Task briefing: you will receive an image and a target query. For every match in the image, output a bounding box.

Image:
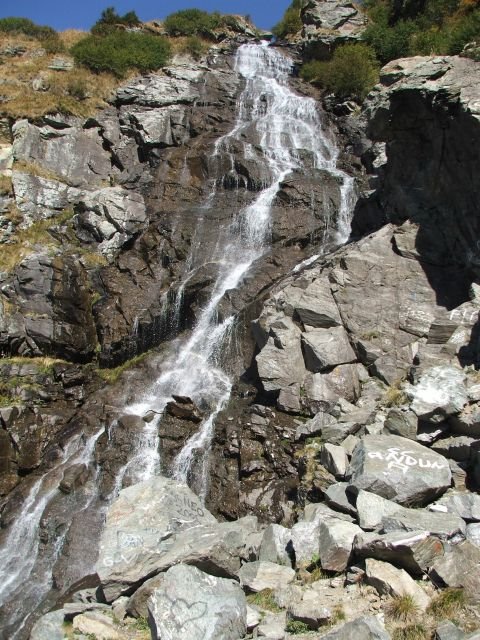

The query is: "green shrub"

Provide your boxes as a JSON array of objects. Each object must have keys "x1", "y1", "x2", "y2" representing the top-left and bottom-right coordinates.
[
  {"x1": 71, "y1": 31, "x2": 171, "y2": 77},
  {"x1": 447, "y1": 8, "x2": 480, "y2": 53},
  {"x1": 362, "y1": 0, "x2": 480, "y2": 62},
  {"x1": 273, "y1": 0, "x2": 307, "y2": 39},
  {"x1": 364, "y1": 18, "x2": 418, "y2": 63},
  {"x1": 300, "y1": 43, "x2": 379, "y2": 100},
  {"x1": 285, "y1": 619, "x2": 310, "y2": 634},
  {"x1": 163, "y1": 9, "x2": 222, "y2": 37},
  {"x1": 0, "y1": 17, "x2": 57, "y2": 40}
]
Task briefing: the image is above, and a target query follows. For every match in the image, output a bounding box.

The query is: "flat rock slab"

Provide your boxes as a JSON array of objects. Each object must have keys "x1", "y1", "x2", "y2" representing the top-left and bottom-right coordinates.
[
  {"x1": 148, "y1": 564, "x2": 247, "y2": 640},
  {"x1": 319, "y1": 616, "x2": 391, "y2": 640},
  {"x1": 365, "y1": 558, "x2": 430, "y2": 610},
  {"x1": 432, "y1": 491, "x2": 480, "y2": 522},
  {"x1": 355, "y1": 530, "x2": 444, "y2": 576},
  {"x1": 349, "y1": 434, "x2": 451, "y2": 506},
  {"x1": 408, "y1": 366, "x2": 468, "y2": 421},
  {"x1": 238, "y1": 560, "x2": 295, "y2": 592},
  {"x1": 72, "y1": 611, "x2": 120, "y2": 639}
]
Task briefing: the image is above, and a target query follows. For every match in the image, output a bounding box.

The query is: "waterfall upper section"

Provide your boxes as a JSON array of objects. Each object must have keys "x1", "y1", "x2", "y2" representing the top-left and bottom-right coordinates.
[{"x1": 123, "y1": 42, "x2": 356, "y2": 495}]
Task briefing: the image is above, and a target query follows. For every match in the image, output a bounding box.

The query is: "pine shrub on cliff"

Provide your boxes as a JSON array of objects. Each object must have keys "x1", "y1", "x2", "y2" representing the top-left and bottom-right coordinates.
[
  {"x1": 163, "y1": 9, "x2": 222, "y2": 38},
  {"x1": 71, "y1": 31, "x2": 171, "y2": 77},
  {"x1": 301, "y1": 43, "x2": 379, "y2": 100},
  {"x1": 91, "y1": 6, "x2": 140, "y2": 36}
]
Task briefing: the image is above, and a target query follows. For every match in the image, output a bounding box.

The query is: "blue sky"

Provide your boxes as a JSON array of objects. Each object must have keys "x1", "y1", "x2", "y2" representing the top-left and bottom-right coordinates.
[{"x1": 0, "y1": 1, "x2": 290, "y2": 31}]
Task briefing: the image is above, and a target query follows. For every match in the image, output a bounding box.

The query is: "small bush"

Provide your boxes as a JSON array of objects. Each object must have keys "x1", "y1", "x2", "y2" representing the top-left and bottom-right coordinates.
[
  {"x1": 181, "y1": 36, "x2": 207, "y2": 60},
  {"x1": 362, "y1": 0, "x2": 480, "y2": 62},
  {"x1": 383, "y1": 386, "x2": 408, "y2": 407},
  {"x1": 163, "y1": 9, "x2": 222, "y2": 38},
  {"x1": 285, "y1": 619, "x2": 311, "y2": 634},
  {"x1": 0, "y1": 17, "x2": 57, "y2": 40},
  {"x1": 71, "y1": 31, "x2": 171, "y2": 77},
  {"x1": 300, "y1": 43, "x2": 379, "y2": 100}
]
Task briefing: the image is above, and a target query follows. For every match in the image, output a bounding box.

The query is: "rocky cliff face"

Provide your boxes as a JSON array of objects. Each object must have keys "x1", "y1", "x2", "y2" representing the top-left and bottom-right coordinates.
[{"x1": 1, "y1": 6, "x2": 480, "y2": 639}]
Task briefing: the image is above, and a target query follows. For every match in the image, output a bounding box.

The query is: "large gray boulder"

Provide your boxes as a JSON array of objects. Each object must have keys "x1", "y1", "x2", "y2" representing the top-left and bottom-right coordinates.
[
  {"x1": 255, "y1": 319, "x2": 306, "y2": 392},
  {"x1": 381, "y1": 505, "x2": 466, "y2": 541},
  {"x1": 258, "y1": 524, "x2": 292, "y2": 566},
  {"x1": 430, "y1": 541, "x2": 480, "y2": 602},
  {"x1": 302, "y1": 326, "x2": 356, "y2": 372},
  {"x1": 318, "y1": 518, "x2": 362, "y2": 571},
  {"x1": 431, "y1": 491, "x2": 480, "y2": 522},
  {"x1": 348, "y1": 434, "x2": 452, "y2": 506},
  {"x1": 294, "y1": 276, "x2": 342, "y2": 328},
  {"x1": 408, "y1": 366, "x2": 468, "y2": 423},
  {"x1": 116, "y1": 69, "x2": 201, "y2": 107},
  {"x1": 147, "y1": 564, "x2": 247, "y2": 640},
  {"x1": 124, "y1": 105, "x2": 190, "y2": 147},
  {"x1": 355, "y1": 490, "x2": 401, "y2": 531},
  {"x1": 12, "y1": 118, "x2": 113, "y2": 188},
  {"x1": 29, "y1": 610, "x2": 65, "y2": 640},
  {"x1": 96, "y1": 477, "x2": 259, "y2": 602}
]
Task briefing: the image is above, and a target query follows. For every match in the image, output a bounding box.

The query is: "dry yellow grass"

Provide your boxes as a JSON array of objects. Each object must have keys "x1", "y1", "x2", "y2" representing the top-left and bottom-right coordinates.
[
  {"x1": 58, "y1": 29, "x2": 88, "y2": 48},
  {"x1": 0, "y1": 33, "x2": 119, "y2": 119},
  {"x1": 0, "y1": 174, "x2": 13, "y2": 195}
]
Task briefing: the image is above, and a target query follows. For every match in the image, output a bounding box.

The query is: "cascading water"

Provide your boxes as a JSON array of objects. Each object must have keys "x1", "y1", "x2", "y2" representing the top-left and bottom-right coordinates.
[
  {"x1": 0, "y1": 42, "x2": 356, "y2": 638},
  {"x1": 125, "y1": 42, "x2": 356, "y2": 495}
]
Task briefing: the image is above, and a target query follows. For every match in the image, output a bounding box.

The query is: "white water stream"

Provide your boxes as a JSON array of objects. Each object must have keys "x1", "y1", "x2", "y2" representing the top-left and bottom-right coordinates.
[{"x1": 125, "y1": 42, "x2": 356, "y2": 495}]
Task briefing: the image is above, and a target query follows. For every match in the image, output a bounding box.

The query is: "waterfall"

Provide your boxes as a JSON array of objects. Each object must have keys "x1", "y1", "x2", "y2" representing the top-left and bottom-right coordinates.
[
  {"x1": 0, "y1": 42, "x2": 356, "y2": 638},
  {"x1": 125, "y1": 42, "x2": 355, "y2": 494}
]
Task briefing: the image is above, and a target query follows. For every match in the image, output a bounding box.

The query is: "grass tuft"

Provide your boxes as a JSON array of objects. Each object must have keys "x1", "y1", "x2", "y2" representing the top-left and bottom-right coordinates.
[
  {"x1": 246, "y1": 589, "x2": 282, "y2": 613},
  {"x1": 427, "y1": 588, "x2": 467, "y2": 619},
  {"x1": 96, "y1": 351, "x2": 150, "y2": 385},
  {"x1": 392, "y1": 624, "x2": 429, "y2": 640},
  {"x1": 383, "y1": 386, "x2": 408, "y2": 408},
  {"x1": 386, "y1": 594, "x2": 421, "y2": 623}
]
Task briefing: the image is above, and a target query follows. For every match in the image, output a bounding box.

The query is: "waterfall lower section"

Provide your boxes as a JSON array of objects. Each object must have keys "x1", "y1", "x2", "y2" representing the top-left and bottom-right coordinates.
[{"x1": 0, "y1": 42, "x2": 356, "y2": 639}]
